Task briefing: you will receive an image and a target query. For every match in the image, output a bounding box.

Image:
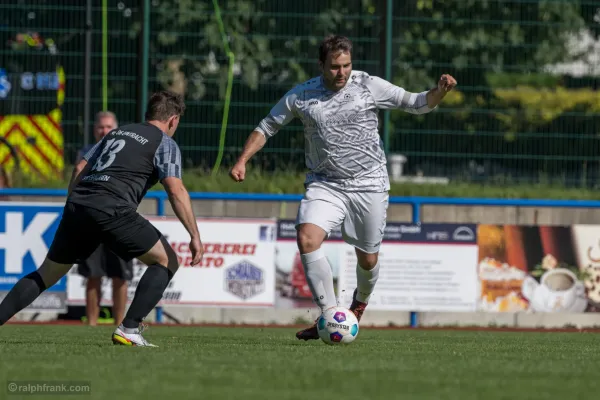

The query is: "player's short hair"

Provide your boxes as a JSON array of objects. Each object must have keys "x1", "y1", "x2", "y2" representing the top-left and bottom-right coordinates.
[
  {"x1": 318, "y1": 35, "x2": 353, "y2": 63},
  {"x1": 94, "y1": 111, "x2": 118, "y2": 127},
  {"x1": 145, "y1": 90, "x2": 186, "y2": 122}
]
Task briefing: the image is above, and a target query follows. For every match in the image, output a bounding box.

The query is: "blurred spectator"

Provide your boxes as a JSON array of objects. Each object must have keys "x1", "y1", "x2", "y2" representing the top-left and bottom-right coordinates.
[
  {"x1": 76, "y1": 111, "x2": 118, "y2": 162},
  {"x1": 76, "y1": 111, "x2": 133, "y2": 326}
]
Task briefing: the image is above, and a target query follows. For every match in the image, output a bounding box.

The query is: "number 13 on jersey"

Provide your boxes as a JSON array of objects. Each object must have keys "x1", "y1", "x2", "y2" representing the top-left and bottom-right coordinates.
[{"x1": 92, "y1": 139, "x2": 126, "y2": 172}]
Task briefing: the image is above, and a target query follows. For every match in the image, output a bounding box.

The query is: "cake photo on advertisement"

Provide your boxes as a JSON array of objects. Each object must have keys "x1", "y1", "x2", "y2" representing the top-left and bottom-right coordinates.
[
  {"x1": 477, "y1": 225, "x2": 529, "y2": 312},
  {"x1": 478, "y1": 257, "x2": 529, "y2": 312},
  {"x1": 477, "y1": 225, "x2": 591, "y2": 313}
]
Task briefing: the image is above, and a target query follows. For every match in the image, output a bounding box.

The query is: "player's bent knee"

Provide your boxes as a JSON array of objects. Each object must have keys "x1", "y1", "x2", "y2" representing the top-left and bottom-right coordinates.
[
  {"x1": 296, "y1": 224, "x2": 326, "y2": 254},
  {"x1": 137, "y1": 235, "x2": 180, "y2": 278},
  {"x1": 137, "y1": 237, "x2": 169, "y2": 266},
  {"x1": 355, "y1": 250, "x2": 379, "y2": 270},
  {"x1": 160, "y1": 236, "x2": 179, "y2": 274}
]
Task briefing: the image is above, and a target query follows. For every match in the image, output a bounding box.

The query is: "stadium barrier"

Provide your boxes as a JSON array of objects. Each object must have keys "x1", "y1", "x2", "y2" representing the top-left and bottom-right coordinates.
[{"x1": 3, "y1": 188, "x2": 600, "y2": 327}]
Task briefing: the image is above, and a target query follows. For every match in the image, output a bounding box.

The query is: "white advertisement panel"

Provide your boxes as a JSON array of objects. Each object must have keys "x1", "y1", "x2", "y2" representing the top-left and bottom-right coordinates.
[
  {"x1": 337, "y1": 223, "x2": 479, "y2": 312},
  {"x1": 67, "y1": 217, "x2": 277, "y2": 307}
]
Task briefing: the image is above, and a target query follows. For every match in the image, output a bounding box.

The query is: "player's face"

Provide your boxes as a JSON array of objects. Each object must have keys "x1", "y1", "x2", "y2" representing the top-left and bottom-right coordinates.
[
  {"x1": 94, "y1": 116, "x2": 117, "y2": 142},
  {"x1": 320, "y1": 51, "x2": 352, "y2": 91}
]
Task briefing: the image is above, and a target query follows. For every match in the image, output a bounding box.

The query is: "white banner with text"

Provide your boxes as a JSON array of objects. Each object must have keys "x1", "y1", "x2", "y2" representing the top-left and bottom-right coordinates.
[{"x1": 67, "y1": 217, "x2": 277, "y2": 307}]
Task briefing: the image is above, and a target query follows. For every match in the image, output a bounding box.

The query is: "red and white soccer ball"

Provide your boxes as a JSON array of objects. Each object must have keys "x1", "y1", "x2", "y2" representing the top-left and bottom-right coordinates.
[{"x1": 317, "y1": 306, "x2": 359, "y2": 345}]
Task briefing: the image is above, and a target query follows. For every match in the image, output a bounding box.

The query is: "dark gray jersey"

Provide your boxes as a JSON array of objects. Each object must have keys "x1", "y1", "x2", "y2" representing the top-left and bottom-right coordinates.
[{"x1": 69, "y1": 122, "x2": 182, "y2": 212}]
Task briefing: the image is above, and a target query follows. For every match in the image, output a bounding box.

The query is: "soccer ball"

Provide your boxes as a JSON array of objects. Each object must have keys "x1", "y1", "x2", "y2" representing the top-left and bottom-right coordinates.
[{"x1": 317, "y1": 306, "x2": 359, "y2": 345}]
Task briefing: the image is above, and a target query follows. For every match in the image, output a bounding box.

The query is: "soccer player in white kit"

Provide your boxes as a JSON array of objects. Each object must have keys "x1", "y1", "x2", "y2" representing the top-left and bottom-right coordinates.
[{"x1": 230, "y1": 35, "x2": 457, "y2": 340}]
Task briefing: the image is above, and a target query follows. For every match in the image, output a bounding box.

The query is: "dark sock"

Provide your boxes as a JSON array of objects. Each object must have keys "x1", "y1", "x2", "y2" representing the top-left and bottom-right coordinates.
[
  {"x1": 0, "y1": 271, "x2": 47, "y2": 325},
  {"x1": 122, "y1": 264, "x2": 173, "y2": 329}
]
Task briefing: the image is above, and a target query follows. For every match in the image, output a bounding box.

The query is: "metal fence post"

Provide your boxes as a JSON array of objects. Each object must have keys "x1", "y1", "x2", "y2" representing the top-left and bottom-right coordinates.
[
  {"x1": 154, "y1": 191, "x2": 164, "y2": 323},
  {"x1": 382, "y1": 0, "x2": 393, "y2": 153},
  {"x1": 410, "y1": 198, "x2": 419, "y2": 328},
  {"x1": 137, "y1": 0, "x2": 150, "y2": 122},
  {"x1": 83, "y1": 0, "x2": 92, "y2": 148},
  {"x1": 102, "y1": 0, "x2": 108, "y2": 111}
]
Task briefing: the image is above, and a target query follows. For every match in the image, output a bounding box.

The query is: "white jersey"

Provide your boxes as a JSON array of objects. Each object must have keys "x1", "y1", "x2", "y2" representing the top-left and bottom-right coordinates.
[{"x1": 255, "y1": 70, "x2": 436, "y2": 192}]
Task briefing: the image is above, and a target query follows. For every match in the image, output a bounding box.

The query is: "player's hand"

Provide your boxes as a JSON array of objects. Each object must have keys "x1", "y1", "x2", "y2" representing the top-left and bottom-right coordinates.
[
  {"x1": 189, "y1": 237, "x2": 204, "y2": 266},
  {"x1": 438, "y1": 74, "x2": 457, "y2": 93},
  {"x1": 229, "y1": 162, "x2": 246, "y2": 182}
]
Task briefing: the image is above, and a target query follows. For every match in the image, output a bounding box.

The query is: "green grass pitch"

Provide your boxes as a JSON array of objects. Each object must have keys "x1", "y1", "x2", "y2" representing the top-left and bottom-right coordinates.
[{"x1": 0, "y1": 325, "x2": 598, "y2": 400}]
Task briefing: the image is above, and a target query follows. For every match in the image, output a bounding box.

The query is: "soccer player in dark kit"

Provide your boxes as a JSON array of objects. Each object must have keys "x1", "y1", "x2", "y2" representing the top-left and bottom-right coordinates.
[{"x1": 0, "y1": 91, "x2": 204, "y2": 347}]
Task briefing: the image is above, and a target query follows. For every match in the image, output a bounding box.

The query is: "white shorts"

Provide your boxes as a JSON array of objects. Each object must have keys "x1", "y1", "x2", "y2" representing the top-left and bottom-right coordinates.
[{"x1": 296, "y1": 184, "x2": 389, "y2": 254}]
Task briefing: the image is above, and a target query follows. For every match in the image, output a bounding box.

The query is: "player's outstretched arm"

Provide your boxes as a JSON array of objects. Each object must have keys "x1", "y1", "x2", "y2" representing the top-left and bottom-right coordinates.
[
  {"x1": 230, "y1": 130, "x2": 266, "y2": 182},
  {"x1": 365, "y1": 73, "x2": 457, "y2": 114},
  {"x1": 155, "y1": 137, "x2": 203, "y2": 265},
  {"x1": 162, "y1": 177, "x2": 204, "y2": 265},
  {"x1": 426, "y1": 74, "x2": 457, "y2": 109}
]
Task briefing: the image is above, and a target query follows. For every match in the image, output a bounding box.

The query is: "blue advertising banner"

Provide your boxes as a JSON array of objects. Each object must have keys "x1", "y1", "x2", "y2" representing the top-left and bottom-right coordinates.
[{"x1": 0, "y1": 202, "x2": 66, "y2": 312}]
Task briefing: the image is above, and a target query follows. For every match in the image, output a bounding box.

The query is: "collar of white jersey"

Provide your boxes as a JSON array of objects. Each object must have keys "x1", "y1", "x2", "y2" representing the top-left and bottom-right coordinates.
[{"x1": 319, "y1": 75, "x2": 352, "y2": 94}]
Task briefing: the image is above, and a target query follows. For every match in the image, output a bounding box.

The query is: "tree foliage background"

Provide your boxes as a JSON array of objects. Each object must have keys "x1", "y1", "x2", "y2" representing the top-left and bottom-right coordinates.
[{"x1": 3, "y1": 0, "x2": 600, "y2": 185}]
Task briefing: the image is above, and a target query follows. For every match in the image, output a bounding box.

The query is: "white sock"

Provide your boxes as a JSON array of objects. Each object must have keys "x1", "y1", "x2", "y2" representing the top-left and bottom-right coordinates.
[
  {"x1": 356, "y1": 262, "x2": 380, "y2": 303},
  {"x1": 300, "y1": 248, "x2": 337, "y2": 311}
]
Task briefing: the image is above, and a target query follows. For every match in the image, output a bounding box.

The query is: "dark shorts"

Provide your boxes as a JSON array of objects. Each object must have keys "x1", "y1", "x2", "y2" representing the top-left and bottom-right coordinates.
[
  {"x1": 47, "y1": 201, "x2": 161, "y2": 265},
  {"x1": 77, "y1": 243, "x2": 134, "y2": 280}
]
